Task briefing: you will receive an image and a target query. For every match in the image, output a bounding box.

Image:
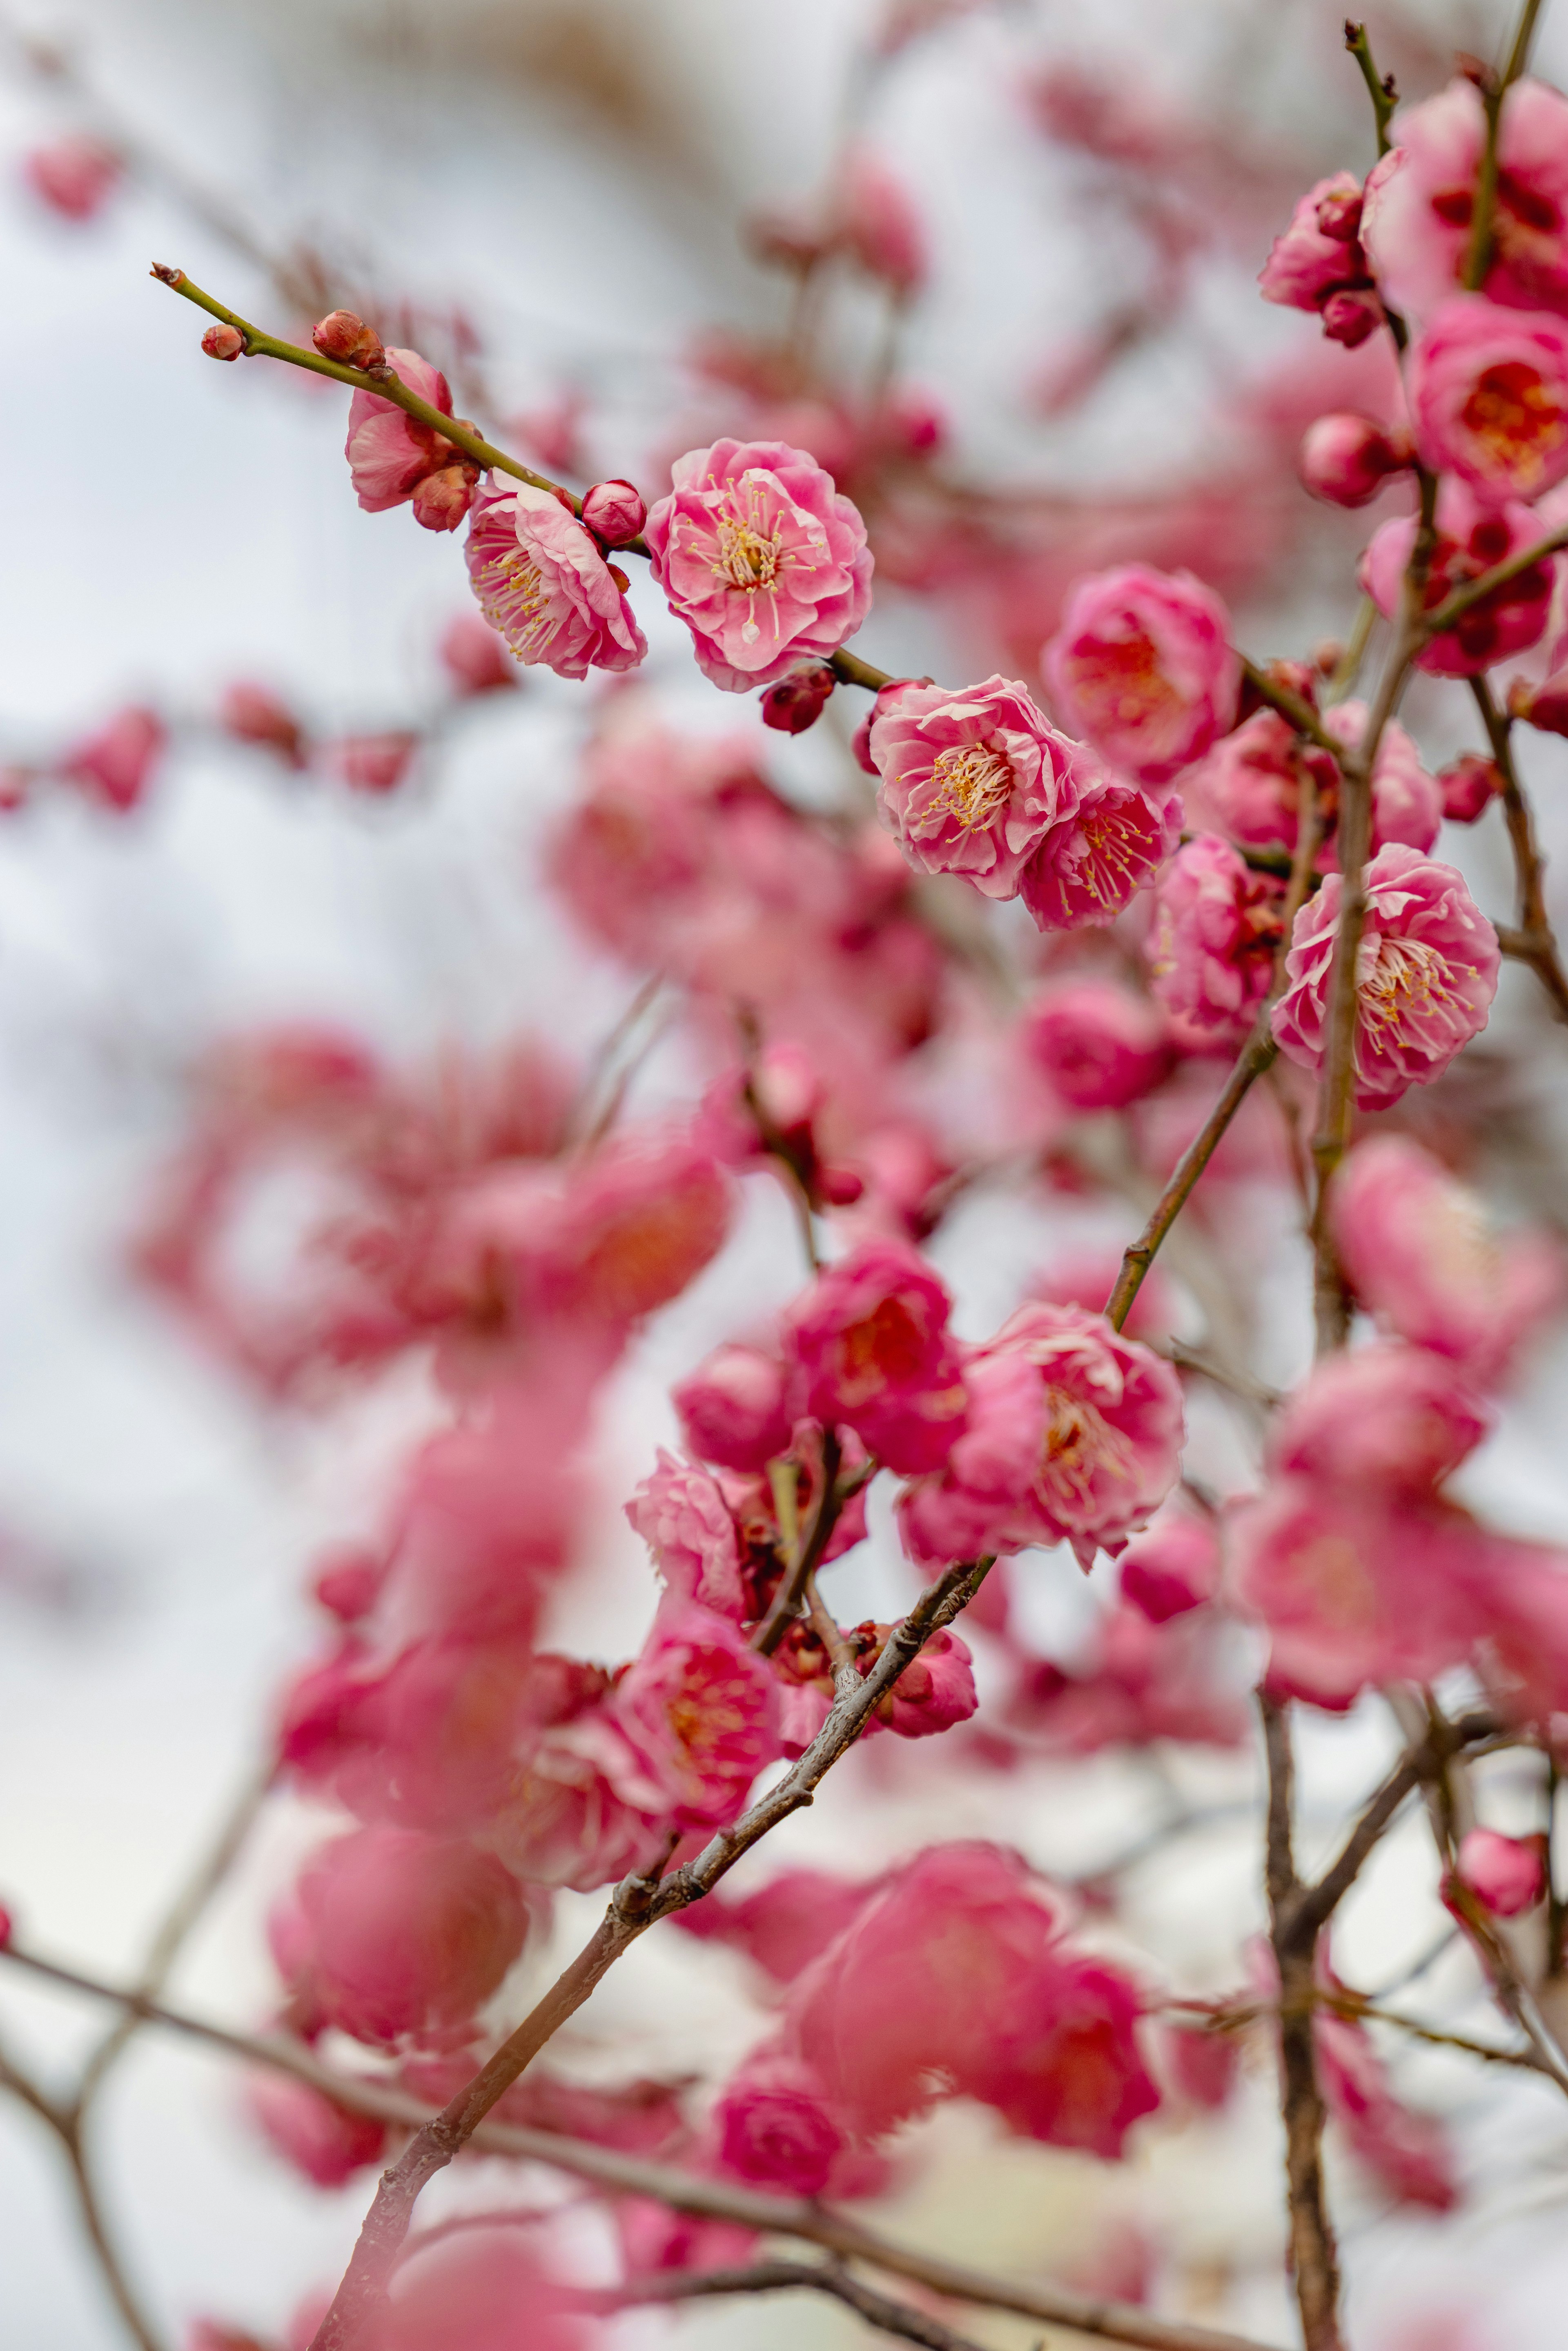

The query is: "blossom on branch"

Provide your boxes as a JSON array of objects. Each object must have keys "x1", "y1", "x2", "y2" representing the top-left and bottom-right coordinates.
[
  {"x1": 1360, "y1": 480, "x2": 1557, "y2": 675},
  {"x1": 1148, "y1": 833, "x2": 1281, "y2": 1044},
  {"x1": 785, "y1": 1238, "x2": 967, "y2": 1473},
  {"x1": 869, "y1": 673, "x2": 1082, "y2": 897},
  {"x1": 1041, "y1": 563, "x2": 1239, "y2": 784},
  {"x1": 344, "y1": 346, "x2": 478, "y2": 528},
  {"x1": 465, "y1": 478, "x2": 647, "y2": 678},
  {"x1": 1018, "y1": 769, "x2": 1180, "y2": 932},
  {"x1": 1408, "y1": 295, "x2": 1568, "y2": 504},
  {"x1": 1362, "y1": 76, "x2": 1568, "y2": 321}
]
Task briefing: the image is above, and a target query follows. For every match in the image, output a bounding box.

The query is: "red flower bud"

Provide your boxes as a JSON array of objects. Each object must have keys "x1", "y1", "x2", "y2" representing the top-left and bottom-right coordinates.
[
  {"x1": 312, "y1": 310, "x2": 386, "y2": 370},
  {"x1": 202, "y1": 323, "x2": 245, "y2": 362},
  {"x1": 1437, "y1": 751, "x2": 1503, "y2": 822},
  {"x1": 1321, "y1": 287, "x2": 1383, "y2": 348},
  {"x1": 1508, "y1": 668, "x2": 1568, "y2": 739},
  {"x1": 410, "y1": 460, "x2": 479, "y2": 533},
  {"x1": 1298, "y1": 412, "x2": 1408, "y2": 507},
  {"x1": 1315, "y1": 185, "x2": 1364, "y2": 241},
  {"x1": 761, "y1": 662, "x2": 837, "y2": 734},
  {"x1": 220, "y1": 681, "x2": 307, "y2": 767},
  {"x1": 580, "y1": 478, "x2": 648, "y2": 547}
]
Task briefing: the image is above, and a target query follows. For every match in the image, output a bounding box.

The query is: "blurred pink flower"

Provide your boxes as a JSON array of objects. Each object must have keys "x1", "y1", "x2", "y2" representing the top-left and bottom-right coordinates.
[
  {"x1": 60, "y1": 705, "x2": 166, "y2": 812},
  {"x1": 1363, "y1": 76, "x2": 1568, "y2": 321},
  {"x1": 833, "y1": 145, "x2": 928, "y2": 294},
  {"x1": 1271, "y1": 844, "x2": 1499, "y2": 1108},
  {"x1": 1409, "y1": 294, "x2": 1568, "y2": 504},
  {"x1": 669, "y1": 1866, "x2": 882, "y2": 1981},
  {"x1": 1042, "y1": 564, "x2": 1238, "y2": 785},
  {"x1": 713, "y1": 2051, "x2": 846, "y2": 2194},
  {"x1": 377, "y1": 2229, "x2": 592, "y2": 2351},
  {"x1": 1315, "y1": 2010, "x2": 1459, "y2": 2210},
  {"x1": 437, "y1": 612, "x2": 517, "y2": 695},
  {"x1": 1148, "y1": 834, "x2": 1281, "y2": 1043},
  {"x1": 784, "y1": 1239, "x2": 967, "y2": 1474},
  {"x1": 22, "y1": 136, "x2": 122, "y2": 221},
  {"x1": 870, "y1": 674, "x2": 1080, "y2": 898},
  {"x1": 1258, "y1": 172, "x2": 1371, "y2": 318},
  {"x1": 465, "y1": 479, "x2": 646, "y2": 679},
  {"x1": 1267, "y1": 1342, "x2": 1490, "y2": 1498},
  {"x1": 245, "y1": 2074, "x2": 387, "y2": 2187},
  {"x1": 1360, "y1": 477, "x2": 1556, "y2": 676},
  {"x1": 1330, "y1": 1135, "x2": 1566, "y2": 1383},
  {"x1": 1455, "y1": 1825, "x2": 1546, "y2": 1916},
  {"x1": 609, "y1": 1600, "x2": 781, "y2": 1830},
  {"x1": 1021, "y1": 977, "x2": 1171, "y2": 1110},
  {"x1": 625, "y1": 1450, "x2": 748, "y2": 1620},
  {"x1": 220, "y1": 680, "x2": 307, "y2": 765},
  {"x1": 328, "y1": 731, "x2": 418, "y2": 794},
  {"x1": 1118, "y1": 1511, "x2": 1221, "y2": 1623},
  {"x1": 645, "y1": 438, "x2": 873, "y2": 690},
  {"x1": 673, "y1": 1342, "x2": 793, "y2": 1472},
  {"x1": 1019, "y1": 772, "x2": 1180, "y2": 932}
]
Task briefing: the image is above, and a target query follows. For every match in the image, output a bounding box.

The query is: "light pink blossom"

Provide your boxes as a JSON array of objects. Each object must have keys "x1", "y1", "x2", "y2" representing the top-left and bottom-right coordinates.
[
  {"x1": 1258, "y1": 173, "x2": 1373, "y2": 317},
  {"x1": 1267, "y1": 1342, "x2": 1490, "y2": 1498},
  {"x1": 784, "y1": 1239, "x2": 967, "y2": 1474},
  {"x1": 608, "y1": 1600, "x2": 781, "y2": 1830},
  {"x1": 869, "y1": 675, "x2": 1081, "y2": 898},
  {"x1": 344, "y1": 348, "x2": 477, "y2": 527},
  {"x1": 22, "y1": 135, "x2": 122, "y2": 221},
  {"x1": 1021, "y1": 978, "x2": 1171, "y2": 1110},
  {"x1": 899, "y1": 1301, "x2": 1183, "y2": 1573},
  {"x1": 1271, "y1": 844, "x2": 1500, "y2": 1108},
  {"x1": 713, "y1": 2051, "x2": 846, "y2": 2194},
  {"x1": 437, "y1": 613, "x2": 517, "y2": 696},
  {"x1": 1454, "y1": 1826, "x2": 1546, "y2": 1916},
  {"x1": 1361, "y1": 479, "x2": 1556, "y2": 677},
  {"x1": 625, "y1": 1450, "x2": 748, "y2": 1619},
  {"x1": 1331, "y1": 1134, "x2": 1566, "y2": 1383},
  {"x1": 1118, "y1": 1511, "x2": 1221, "y2": 1623},
  {"x1": 1041, "y1": 564, "x2": 1239, "y2": 784},
  {"x1": 1019, "y1": 771, "x2": 1180, "y2": 932},
  {"x1": 673, "y1": 1342, "x2": 793, "y2": 1472},
  {"x1": 833, "y1": 145, "x2": 929, "y2": 293},
  {"x1": 644, "y1": 438, "x2": 873, "y2": 691},
  {"x1": 1148, "y1": 834, "x2": 1281, "y2": 1043},
  {"x1": 245, "y1": 2074, "x2": 387, "y2": 2187},
  {"x1": 1408, "y1": 294, "x2": 1568, "y2": 504},
  {"x1": 465, "y1": 478, "x2": 646, "y2": 679},
  {"x1": 1362, "y1": 76, "x2": 1568, "y2": 321}
]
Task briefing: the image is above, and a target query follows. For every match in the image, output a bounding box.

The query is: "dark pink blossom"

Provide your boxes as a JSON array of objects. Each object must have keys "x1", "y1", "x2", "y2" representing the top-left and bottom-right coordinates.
[
  {"x1": 466, "y1": 478, "x2": 646, "y2": 679},
  {"x1": 713, "y1": 2051, "x2": 846, "y2": 2194},
  {"x1": 1267, "y1": 1342, "x2": 1490, "y2": 1499},
  {"x1": 625, "y1": 1450, "x2": 748, "y2": 1619},
  {"x1": 1118, "y1": 1511, "x2": 1220, "y2": 1623},
  {"x1": 1360, "y1": 479, "x2": 1556, "y2": 676},
  {"x1": 1258, "y1": 173, "x2": 1371, "y2": 316},
  {"x1": 670, "y1": 1866, "x2": 882, "y2": 1982},
  {"x1": 870, "y1": 675, "x2": 1081, "y2": 898},
  {"x1": 1042, "y1": 564, "x2": 1238, "y2": 784},
  {"x1": 1408, "y1": 294, "x2": 1568, "y2": 504},
  {"x1": 899, "y1": 1301, "x2": 1183, "y2": 1573},
  {"x1": 1315, "y1": 2012, "x2": 1459, "y2": 2211},
  {"x1": 1362, "y1": 76, "x2": 1568, "y2": 320},
  {"x1": 644, "y1": 438, "x2": 873, "y2": 690},
  {"x1": 1298, "y1": 412, "x2": 1411, "y2": 506},
  {"x1": 245, "y1": 2074, "x2": 387, "y2": 2187},
  {"x1": 608, "y1": 1600, "x2": 782, "y2": 1829},
  {"x1": 60, "y1": 705, "x2": 166, "y2": 812},
  {"x1": 22, "y1": 136, "x2": 121, "y2": 221},
  {"x1": 1271, "y1": 845, "x2": 1499, "y2": 1108},
  {"x1": 1018, "y1": 771, "x2": 1180, "y2": 933},
  {"x1": 858, "y1": 1621, "x2": 978, "y2": 1737},
  {"x1": 1021, "y1": 978, "x2": 1171, "y2": 1110},
  {"x1": 1437, "y1": 751, "x2": 1503, "y2": 821},
  {"x1": 1148, "y1": 834, "x2": 1281, "y2": 1044},
  {"x1": 1454, "y1": 1826, "x2": 1546, "y2": 1916},
  {"x1": 673, "y1": 1342, "x2": 793, "y2": 1471},
  {"x1": 1331, "y1": 1135, "x2": 1566, "y2": 1383},
  {"x1": 579, "y1": 478, "x2": 647, "y2": 547},
  {"x1": 784, "y1": 1239, "x2": 967, "y2": 1473}
]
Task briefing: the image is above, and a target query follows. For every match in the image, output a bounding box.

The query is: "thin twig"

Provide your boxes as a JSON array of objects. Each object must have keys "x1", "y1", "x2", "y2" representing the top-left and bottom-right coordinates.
[
  {"x1": 595, "y1": 2258, "x2": 989, "y2": 2351},
  {"x1": 1343, "y1": 22, "x2": 1398, "y2": 155},
  {"x1": 1470, "y1": 674, "x2": 1568, "y2": 1025},
  {"x1": 754, "y1": 1427, "x2": 845, "y2": 1654},
  {"x1": 1463, "y1": 0, "x2": 1547, "y2": 290}
]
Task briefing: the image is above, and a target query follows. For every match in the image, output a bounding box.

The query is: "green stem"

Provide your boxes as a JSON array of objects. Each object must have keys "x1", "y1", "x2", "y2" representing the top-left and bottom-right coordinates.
[{"x1": 1343, "y1": 22, "x2": 1398, "y2": 155}]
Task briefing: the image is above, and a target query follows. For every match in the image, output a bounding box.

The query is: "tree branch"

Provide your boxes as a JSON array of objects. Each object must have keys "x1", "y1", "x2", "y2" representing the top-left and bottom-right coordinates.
[
  {"x1": 593, "y1": 2259, "x2": 990, "y2": 2351},
  {"x1": 1470, "y1": 675, "x2": 1568, "y2": 1024}
]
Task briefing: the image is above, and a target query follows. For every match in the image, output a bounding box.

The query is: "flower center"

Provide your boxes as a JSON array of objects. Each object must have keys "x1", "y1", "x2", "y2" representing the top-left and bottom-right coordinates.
[
  {"x1": 1036, "y1": 1383, "x2": 1133, "y2": 1510},
  {"x1": 1062, "y1": 801, "x2": 1151, "y2": 907},
  {"x1": 1065, "y1": 628, "x2": 1177, "y2": 732},
  {"x1": 837, "y1": 1297, "x2": 927, "y2": 1396},
  {"x1": 1356, "y1": 934, "x2": 1454, "y2": 1047},
  {"x1": 478, "y1": 546, "x2": 552, "y2": 652},
  {"x1": 927, "y1": 740, "x2": 1016, "y2": 831},
  {"x1": 1461, "y1": 360, "x2": 1568, "y2": 477}
]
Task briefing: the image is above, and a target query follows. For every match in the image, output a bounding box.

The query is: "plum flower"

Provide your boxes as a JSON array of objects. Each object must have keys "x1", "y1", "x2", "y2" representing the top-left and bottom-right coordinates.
[
  {"x1": 1360, "y1": 479, "x2": 1557, "y2": 676},
  {"x1": 1271, "y1": 844, "x2": 1499, "y2": 1108},
  {"x1": 1019, "y1": 769, "x2": 1180, "y2": 932},
  {"x1": 608, "y1": 1601, "x2": 781, "y2": 1830},
  {"x1": 1148, "y1": 834, "x2": 1282, "y2": 1044},
  {"x1": 644, "y1": 438, "x2": 873, "y2": 691},
  {"x1": 1362, "y1": 76, "x2": 1568, "y2": 321},
  {"x1": 713, "y1": 2052, "x2": 846, "y2": 2194},
  {"x1": 899, "y1": 1301, "x2": 1184, "y2": 1572},
  {"x1": 625, "y1": 1450, "x2": 747, "y2": 1619},
  {"x1": 785, "y1": 1239, "x2": 967, "y2": 1474},
  {"x1": 869, "y1": 675, "x2": 1082, "y2": 897},
  {"x1": 1258, "y1": 172, "x2": 1381, "y2": 345},
  {"x1": 1408, "y1": 295, "x2": 1568, "y2": 505},
  {"x1": 1021, "y1": 977, "x2": 1171, "y2": 1111},
  {"x1": 344, "y1": 347, "x2": 479, "y2": 529},
  {"x1": 465, "y1": 478, "x2": 646, "y2": 679},
  {"x1": 1041, "y1": 564, "x2": 1239, "y2": 784}
]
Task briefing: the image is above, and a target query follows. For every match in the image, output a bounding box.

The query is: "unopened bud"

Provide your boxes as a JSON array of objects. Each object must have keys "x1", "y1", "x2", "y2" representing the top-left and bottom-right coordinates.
[
  {"x1": 580, "y1": 478, "x2": 648, "y2": 548},
  {"x1": 1315, "y1": 185, "x2": 1364, "y2": 241},
  {"x1": 202, "y1": 323, "x2": 244, "y2": 362},
  {"x1": 1320, "y1": 287, "x2": 1383, "y2": 348},
  {"x1": 1298, "y1": 411, "x2": 1407, "y2": 507},
  {"x1": 220, "y1": 681, "x2": 306, "y2": 767},
  {"x1": 818, "y1": 1164, "x2": 866, "y2": 1206},
  {"x1": 410, "y1": 461, "x2": 479, "y2": 533},
  {"x1": 1508, "y1": 669, "x2": 1568, "y2": 739},
  {"x1": 311, "y1": 310, "x2": 385, "y2": 370},
  {"x1": 606, "y1": 562, "x2": 632, "y2": 594},
  {"x1": 329, "y1": 731, "x2": 419, "y2": 795},
  {"x1": 761, "y1": 662, "x2": 837, "y2": 734},
  {"x1": 1437, "y1": 751, "x2": 1503, "y2": 822}
]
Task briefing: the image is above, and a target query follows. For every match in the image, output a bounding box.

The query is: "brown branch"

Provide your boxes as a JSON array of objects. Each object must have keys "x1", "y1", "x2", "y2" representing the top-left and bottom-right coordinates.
[
  {"x1": 1464, "y1": 0, "x2": 1547, "y2": 290},
  {"x1": 1421, "y1": 521, "x2": 1568, "y2": 640},
  {"x1": 305, "y1": 1553, "x2": 993, "y2": 2349},
  {"x1": 0, "y1": 1941, "x2": 1274, "y2": 2351},
  {"x1": 754, "y1": 1426, "x2": 845, "y2": 1653},
  {"x1": 1470, "y1": 675, "x2": 1568, "y2": 1024},
  {"x1": 1293, "y1": 1708, "x2": 1503, "y2": 1940},
  {"x1": 595, "y1": 2259, "x2": 989, "y2": 2351},
  {"x1": 829, "y1": 646, "x2": 896, "y2": 693}
]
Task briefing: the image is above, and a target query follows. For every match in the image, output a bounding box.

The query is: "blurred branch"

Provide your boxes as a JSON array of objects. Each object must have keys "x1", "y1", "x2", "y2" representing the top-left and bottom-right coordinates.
[
  {"x1": 1343, "y1": 23, "x2": 1398, "y2": 156},
  {"x1": 593, "y1": 2258, "x2": 990, "y2": 2351},
  {"x1": 1470, "y1": 676, "x2": 1568, "y2": 1025},
  {"x1": 1464, "y1": 0, "x2": 1547, "y2": 291},
  {"x1": 0, "y1": 1941, "x2": 1276, "y2": 2351}
]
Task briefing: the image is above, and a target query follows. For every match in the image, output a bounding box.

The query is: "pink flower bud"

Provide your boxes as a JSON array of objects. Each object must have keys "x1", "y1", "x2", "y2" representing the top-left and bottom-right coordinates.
[
  {"x1": 1119, "y1": 1514, "x2": 1220, "y2": 1623},
  {"x1": 219, "y1": 681, "x2": 306, "y2": 766},
  {"x1": 1508, "y1": 668, "x2": 1568, "y2": 738},
  {"x1": 1321, "y1": 287, "x2": 1383, "y2": 348},
  {"x1": 1298, "y1": 413, "x2": 1408, "y2": 507},
  {"x1": 1455, "y1": 1827, "x2": 1546, "y2": 1916},
  {"x1": 674, "y1": 1342, "x2": 793, "y2": 1471},
  {"x1": 1316, "y1": 185, "x2": 1364, "y2": 241},
  {"x1": 328, "y1": 732, "x2": 418, "y2": 795},
  {"x1": 22, "y1": 136, "x2": 121, "y2": 222},
  {"x1": 580, "y1": 478, "x2": 648, "y2": 547},
  {"x1": 437, "y1": 613, "x2": 516, "y2": 696},
  {"x1": 312, "y1": 310, "x2": 386, "y2": 370},
  {"x1": 760, "y1": 662, "x2": 837, "y2": 733},
  {"x1": 1437, "y1": 751, "x2": 1503, "y2": 821},
  {"x1": 410, "y1": 459, "x2": 479, "y2": 533},
  {"x1": 60, "y1": 705, "x2": 166, "y2": 813},
  {"x1": 201, "y1": 323, "x2": 244, "y2": 362},
  {"x1": 310, "y1": 1542, "x2": 385, "y2": 1623}
]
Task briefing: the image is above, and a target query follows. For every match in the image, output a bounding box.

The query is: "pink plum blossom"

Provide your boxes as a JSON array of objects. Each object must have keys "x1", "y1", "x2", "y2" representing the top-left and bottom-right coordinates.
[
  {"x1": 1314, "y1": 2011, "x2": 1459, "y2": 2211},
  {"x1": 61, "y1": 705, "x2": 167, "y2": 812},
  {"x1": 1118, "y1": 1511, "x2": 1221, "y2": 1623},
  {"x1": 1271, "y1": 844, "x2": 1500, "y2": 1108},
  {"x1": 1437, "y1": 751, "x2": 1503, "y2": 821},
  {"x1": 1321, "y1": 702, "x2": 1443, "y2": 860},
  {"x1": 1258, "y1": 173, "x2": 1376, "y2": 332},
  {"x1": 1360, "y1": 478, "x2": 1556, "y2": 677},
  {"x1": 1454, "y1": 1826, "x2": 1546, "y2": 1916},
  {"x1": 579, "y1": 478, "x2": 647, "y2": 547},
  {"x1": 608, "y1": 1600, "x2": 781, "y2": 1829},
  {"x1": 673, "y1": 1342, "x2": 793, "y2": 1471},
  {"x1": 644, "y1": 438, "x2": 873, "y2": 691},
  {"x1": 1408, "y1": 296, "x2": 1568, "y2": 504},
  {"x1": 869, "y1": 675, "x2": 1081, "y2": 898},
  {"x1": 1018, "y1": 771, "x2": 1180, "y2": 932},
  {"x1": 625, "y1": 1451, "x2": 747, "y2": 1619},
  {"x1": 858, "y1": 1621, "x2": 978, "y2": 1738},
  {"x1": 899, "y1": 1301, "x2": 1183, "y2": 1573},
  {"x1": 1041, "y1": 564, "x2": 1239, "y2": 784},
  {"x1": 1267, "y1": 1342, "x2": 1490, "y2": 1498},
  {"x1": 344, "y1": 348, "x2": 477, "y2": 527},
  {"x1": 245, "y1": 2075, "x2": 387, "y2": 2188},
  {"x1": 1021, "y1": 978, "x2": 1171, "y2": 1111},
  {"x1": 713, "y1": 2051, "x2": 846, "y2": 2194},
  {"x1": 1330, "y1": 1135, "x2": 1566, "y2": 1383},
  {"x1": 1298, "y1": 412, "x2": 1411, "y2": 506},
  {"x1": 270, "y1": 1825, "x2": 530, "y2": 2050},
  {"x1": 1148, "y1": 834, "x2": 1281, "y2": 1043},
  {"x1": 785, "y1": 1842, "x2": 1159, "y2": 2156},
  {"x1": 22, "y1": 136, "x2": 122, "y2": 221},
  {"x1": 1010, "y1": 1605, "x2": 1250, "y2": 1753},
  {"x1": 1362, "y1": 77, "x2": 1568, "y2": 321},
  {"x1": 833, "y1": 145, "x2": 929, "y2": 294},
  {"x1": 669, "y1": 1866, "x2": 882, "y2": 1982},
  {"x1": 465, "y1": 477, "x2": 646, "y2": 679},
  {"x1": 376, "y1": 2230, "x2": 592, "y2": 2351},
  {"x1": 784, "y1": 1239, "x2": 967, "y2": 1473},
  {"x1": 437, "y1": 613, "x2": 517, "y2": 695},
  {"x1": 1180, "y1": 710, "x2": 1323, "y2": 859}
]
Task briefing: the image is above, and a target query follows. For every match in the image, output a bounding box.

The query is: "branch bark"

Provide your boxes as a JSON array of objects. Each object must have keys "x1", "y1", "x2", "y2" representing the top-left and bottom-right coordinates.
[{"x1": 1470, "y1": 674, "x2": 1568, "y2": 1024}]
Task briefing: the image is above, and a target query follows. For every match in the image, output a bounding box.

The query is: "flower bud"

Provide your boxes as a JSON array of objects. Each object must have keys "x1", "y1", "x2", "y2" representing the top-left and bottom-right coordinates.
[
  {"x1": 1298, "y1": 412, "x2": 1407, "y2": 507},
  {"x1": 220, "y1": 681, "x2": 306, "y2": 766},
  {"x1": 437, "y1": 612, "x2": 516, "y2": 696},
  {"x1": 1321, "y1": 287, "x2": 1382, "y2": 348},
  {"x1": 1437, "y1": 752, "x2": 1503, "y2": 822},
  {"x1": 22, "y1": 136, "x2": 121, "y2": 222},
  {"x1": 202, "y1": 323, "x2": 244, "y2": 362},
  {"x1": 312, "y1": 310, "x2": 385, "y2": 370},
  {"x1": 410, "y1": 460, "x2": 479, "y2": 534},
  {"x1": 1508, "y1": 668, "x2": 1568, "y2": 739},
  {"x1": 328, "y1": 732, "x2": 418, "y2": 795},
  {"x1": 580, "y1": 478, "x2": 648, "y2": 547},
  {"x1": 1454, "y1": 1827, "x2": 1546, "y2": 1917},
  {"x1": 1315, "y1": 185, "x2": 1364, "y2": 241},
  {"x1": 761, "y1": 662, "x2": 837, "y2": 734},
  {"x1": 311, "y1": 1542, "x2": 386, "y2": 1624}
]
